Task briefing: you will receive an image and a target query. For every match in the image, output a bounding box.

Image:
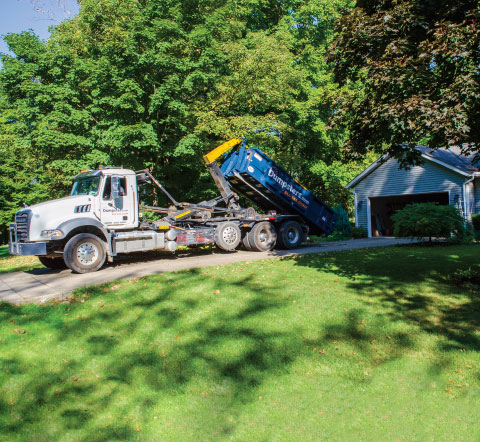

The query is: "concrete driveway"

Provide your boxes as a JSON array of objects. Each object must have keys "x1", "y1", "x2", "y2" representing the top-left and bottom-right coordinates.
[{"x1": 0, "y1": 237, "x2": 414, "y2": 304}]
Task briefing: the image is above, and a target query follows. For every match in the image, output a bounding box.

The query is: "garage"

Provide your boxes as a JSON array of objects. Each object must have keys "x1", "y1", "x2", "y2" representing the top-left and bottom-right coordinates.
[
  {"x1": 369, "y1": 192, "x2": 449, "y2": 237},
  {"x1": 346, "y1": 145, "x2": 479, "y2": 237}
]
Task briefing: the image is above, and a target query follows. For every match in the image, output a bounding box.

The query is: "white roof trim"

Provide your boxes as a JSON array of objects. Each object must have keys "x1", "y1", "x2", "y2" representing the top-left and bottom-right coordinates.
[
  {"x1": 346, "y1": 151, "x2": 474, "y2": 189},
  {"x1": 420, "y1": 153, "x2": 472, "y2": 177}
]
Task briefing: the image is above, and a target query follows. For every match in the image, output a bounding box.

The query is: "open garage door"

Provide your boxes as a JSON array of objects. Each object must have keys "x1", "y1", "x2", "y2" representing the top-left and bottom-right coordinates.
[{"x1": 369, "y1": 192, "x2": 449, "y2": 237}]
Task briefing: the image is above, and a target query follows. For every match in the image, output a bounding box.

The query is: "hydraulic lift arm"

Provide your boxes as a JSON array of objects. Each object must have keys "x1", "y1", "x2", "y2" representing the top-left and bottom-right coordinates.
[{"x1": 203, "y1": 138, "x2": 243, "y2": 209}]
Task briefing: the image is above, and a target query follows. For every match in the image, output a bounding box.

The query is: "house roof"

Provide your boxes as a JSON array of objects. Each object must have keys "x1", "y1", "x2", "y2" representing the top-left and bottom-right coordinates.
[
  {"x1": 416, "y1": 145, "x2": 479, "y2": 175},
  {"x1": 346, "y1": 145, "x2": 479, "y2": 189}
]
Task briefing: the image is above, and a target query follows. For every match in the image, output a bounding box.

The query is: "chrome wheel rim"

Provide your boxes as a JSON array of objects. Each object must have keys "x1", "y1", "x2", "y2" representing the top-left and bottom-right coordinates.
[
  {"x1": 76, "y1": 242, "x2": 99, "y2": 265},
  {"x1": 258, "y1": 229, "x2": 271, "y2": 244},
  {"x1": 222, "y1": 226, "x2": 239, "y2": 245},
  {"x1": 286, "y1": 228, "x2": 299, "y2": 243}
]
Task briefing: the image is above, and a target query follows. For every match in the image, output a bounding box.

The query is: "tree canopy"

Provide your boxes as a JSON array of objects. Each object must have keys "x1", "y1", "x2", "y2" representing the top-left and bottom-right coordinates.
[
  {"x1": 330, "y1": 0, "x2": 480, "y2": 165},
  {"x1": 1, "y1": 0, "x2": 367, "y2": 239},
  {"x1": 3, "y1": 0, "x2": 477, "y2": 240}
]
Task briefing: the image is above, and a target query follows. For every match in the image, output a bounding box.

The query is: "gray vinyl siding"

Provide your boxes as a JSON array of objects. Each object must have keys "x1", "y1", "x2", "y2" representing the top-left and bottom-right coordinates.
[
  {"x1": 474, "y1": 178, "x2": 480, "y2": 215},
  {"x1": 353, "y1": 158, "x2": 466, "y2": 233}
]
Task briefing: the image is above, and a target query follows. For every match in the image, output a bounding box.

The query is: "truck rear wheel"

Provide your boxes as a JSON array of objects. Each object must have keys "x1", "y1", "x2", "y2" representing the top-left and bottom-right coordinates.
[
  {"x1": 246, "y1": 221, "x2": 277, "y2": 252},
  {"x1": 242, "y1": 233, "x2": 254, "y2": 251},
  {"x1": 38, "y1": 256, "x2": 68, "y2": 270},
  {"x1": 64, "y1": 233, "x2": 107, "y2": 274},
  {"x1": 277, "y1": 221, "x2": 305, "y2": 249},
  {"x1": 214, "y1": 222, "x2": 241, "y2": 251}
]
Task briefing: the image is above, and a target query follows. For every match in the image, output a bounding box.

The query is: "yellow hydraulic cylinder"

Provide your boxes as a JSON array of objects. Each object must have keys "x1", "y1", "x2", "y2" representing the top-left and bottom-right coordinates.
[{"x1": 203, "y1": 138, "x2": 242, "y2": 164}]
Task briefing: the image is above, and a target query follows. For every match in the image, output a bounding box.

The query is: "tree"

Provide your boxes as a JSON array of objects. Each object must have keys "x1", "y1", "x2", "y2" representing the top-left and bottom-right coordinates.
[
  {"x1": 330, "y1": 0, "x2": 480, "y2": 166},
  {"x1": 0, "y1": 0, "x2": 357, "y2": 238},
  {"x1": 333, "y1": 203, "x2": 351, "y2": 236},
  {"x1": 0, "y1": 98, "x2": 50, "y2": 243}
]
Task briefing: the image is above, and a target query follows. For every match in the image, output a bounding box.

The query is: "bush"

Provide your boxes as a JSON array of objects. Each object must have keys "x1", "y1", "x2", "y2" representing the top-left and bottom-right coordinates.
[
  {"x1": 450, "y1": 267, "x2": 480, "y2": 287},
  {"x1": 334, "y1": 204, "x2": 351, "y2": 237},
  {"x1": 351, "y1": 226, "x2": 367, "y2": 238},
  {"x1": 472, "y1": 214, "x2": 480, "y2": 232},
  {"x1": 391, "y1": 203, "x2": 464, "y2": 241},
  {"x1": 326, "y1": 231, "x2": 350, "y2": 241}
]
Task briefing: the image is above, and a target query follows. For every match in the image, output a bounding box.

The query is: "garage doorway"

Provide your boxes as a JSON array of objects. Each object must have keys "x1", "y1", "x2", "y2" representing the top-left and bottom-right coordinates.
[{"x1": 369, "y1": 192, "x2": 449, "y2": 237}]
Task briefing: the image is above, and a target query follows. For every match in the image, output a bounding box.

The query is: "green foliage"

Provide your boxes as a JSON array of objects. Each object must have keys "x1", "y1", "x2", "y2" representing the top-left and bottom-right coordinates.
[
  {"x1": 334, "y1": 203, "x2": 351, "y2": 236},
  {"x1": 391, "y1": 203, "x2": 464, "y2": 241},
  {"x1": 330, "y1": 0, "x2": 480, "y2": 164},
  {"x1": 351, "y1": 226, "x2": 367, "y2": 239},
  {"x1": 326, "y1": 230, "x2": 349, "y2": 241},
  {"x1": 472, "y1": 214, "x2": 480, "y2": 232},
  {"x1": 450, "y1": 266, "x2": 480, "y2": 288},
  {"x1": 0, "y1": 0, "x2": 358, "y2": 237},
  {"x1": 0, "y1": 107, "x2": 50, "y2": 243}
]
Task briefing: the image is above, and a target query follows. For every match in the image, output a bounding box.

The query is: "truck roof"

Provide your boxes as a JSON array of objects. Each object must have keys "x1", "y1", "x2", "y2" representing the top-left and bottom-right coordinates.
[{"x1": 72, "y1": 168, "x2": 135, "y2": 180}]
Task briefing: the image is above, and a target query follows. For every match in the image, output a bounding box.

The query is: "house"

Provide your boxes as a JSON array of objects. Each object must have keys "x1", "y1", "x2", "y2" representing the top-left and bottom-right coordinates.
[{"x1": 346, "y1": 146, "x2": 480, "y2": 237}]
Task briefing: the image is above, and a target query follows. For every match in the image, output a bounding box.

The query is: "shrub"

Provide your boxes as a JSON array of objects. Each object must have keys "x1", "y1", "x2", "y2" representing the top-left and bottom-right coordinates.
[
  {"x1": 391, "y1": 203, "x2": 464, "y2": 242},
  {"x1": 351, "y1": 226, "x2": 367, "y2": 238},
  {"x1": 326, "y1": 231, "x2": 349, "y2": 241},
  {"x1": 334, "y1": 204, "x2": 351, "y2": 237},
  {"x1": 472, "y1": 214, "x2": 480, "y2": 232},
  {"x1": 450, "y1": 267, "x2": 480, "y2": 287}
]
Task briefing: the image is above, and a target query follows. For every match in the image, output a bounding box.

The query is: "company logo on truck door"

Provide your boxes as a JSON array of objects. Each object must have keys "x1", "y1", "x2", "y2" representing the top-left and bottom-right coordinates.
[{"x1": 267, "y1": 167, "x2": 309, "y2": 206}]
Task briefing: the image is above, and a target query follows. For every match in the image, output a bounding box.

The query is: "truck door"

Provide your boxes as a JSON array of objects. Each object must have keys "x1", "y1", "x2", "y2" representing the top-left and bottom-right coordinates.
[{"x1": 100, "y1": 175, "x2": 135, "y2": 229}]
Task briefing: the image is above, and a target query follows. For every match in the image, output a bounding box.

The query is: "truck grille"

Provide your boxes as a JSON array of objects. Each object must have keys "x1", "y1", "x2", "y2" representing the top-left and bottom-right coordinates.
[{"x1": 14, "y1": 210, "x2": 31, "y2": 242}]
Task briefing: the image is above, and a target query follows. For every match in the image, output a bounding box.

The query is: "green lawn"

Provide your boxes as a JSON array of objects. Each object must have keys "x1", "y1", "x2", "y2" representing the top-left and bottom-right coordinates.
[
  {"x1": 1, "y1": 245, "x2": 480, "y2": 441},
  {"x1": 0, "y1": 245, "x2": 43, "y2": 274}
]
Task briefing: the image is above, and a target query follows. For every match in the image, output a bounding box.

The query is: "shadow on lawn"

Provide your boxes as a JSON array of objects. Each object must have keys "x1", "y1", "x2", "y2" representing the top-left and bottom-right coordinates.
[
  {"x1": 2, "y1": 245, "x2": 477, "y2": 439},
  {"x1": 289, "y1": 244, "x2": 480, "y2": 352},
  {"x1": 0, "y1": 269, "x2": 301, "y2": 440}
]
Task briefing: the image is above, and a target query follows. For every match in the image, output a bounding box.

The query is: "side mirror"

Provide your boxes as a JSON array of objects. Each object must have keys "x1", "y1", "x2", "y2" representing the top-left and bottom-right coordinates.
[{"x1": 111, "y1": 176, "x2": 121, "y2": 198}]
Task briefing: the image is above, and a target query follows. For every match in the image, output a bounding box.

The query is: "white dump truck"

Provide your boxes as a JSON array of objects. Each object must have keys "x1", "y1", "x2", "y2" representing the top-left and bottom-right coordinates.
[{"x1": 9, "y1": 139, "x2": 336, "y2": 273}]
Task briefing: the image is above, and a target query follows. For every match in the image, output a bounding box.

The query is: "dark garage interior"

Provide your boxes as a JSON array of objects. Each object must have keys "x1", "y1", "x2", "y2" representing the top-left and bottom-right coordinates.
[{"x1": 369, "y1": 192, "x2": 450, "y2": 236}]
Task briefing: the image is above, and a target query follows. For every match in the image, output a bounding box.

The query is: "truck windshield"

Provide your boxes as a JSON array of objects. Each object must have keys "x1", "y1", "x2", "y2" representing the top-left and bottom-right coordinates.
[{"x1": 71, "y1": 177, "x2": 101, "y2": 196}]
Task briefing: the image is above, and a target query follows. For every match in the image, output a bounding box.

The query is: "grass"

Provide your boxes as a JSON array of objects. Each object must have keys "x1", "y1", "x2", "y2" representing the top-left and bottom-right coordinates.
[
  {"x1": 0, "y1": 245, "x2": 42, "y2": 274},
  {"x1": 1, "y1": 244, "x2": 480, "y2": 441}
]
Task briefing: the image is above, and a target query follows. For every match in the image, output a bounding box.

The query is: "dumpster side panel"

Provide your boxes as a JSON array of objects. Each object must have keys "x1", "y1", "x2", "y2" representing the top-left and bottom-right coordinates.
[{"x1": 221, "y1": 148, "x2": 336, "y2": 235}]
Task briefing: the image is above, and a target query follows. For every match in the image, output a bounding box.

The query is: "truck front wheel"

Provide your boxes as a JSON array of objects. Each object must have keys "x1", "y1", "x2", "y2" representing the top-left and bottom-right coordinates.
[{"x1": 64, "y1": 233, "x2": 107, "y2": 274}]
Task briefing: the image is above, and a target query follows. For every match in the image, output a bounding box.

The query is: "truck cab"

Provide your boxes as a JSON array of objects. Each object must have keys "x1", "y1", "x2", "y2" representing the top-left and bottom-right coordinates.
[
  {"x1": 8, "y1": 167, "x2": 161, "y2": 273},
  {"x1": 72, "y1": 168, "x2": 139, "y2": 230}
]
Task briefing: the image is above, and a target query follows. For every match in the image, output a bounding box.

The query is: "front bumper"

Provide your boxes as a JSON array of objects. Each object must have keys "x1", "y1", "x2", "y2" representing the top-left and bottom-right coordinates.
[
  {"x1": 9, "y1": 224, "x2": 47, "y2": 255},
  {"x1": 9, "y1": 241, "x2": 47, "y2": 256}
]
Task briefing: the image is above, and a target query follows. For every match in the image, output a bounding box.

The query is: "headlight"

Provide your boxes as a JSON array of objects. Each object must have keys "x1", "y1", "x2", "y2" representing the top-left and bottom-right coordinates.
[{"x1": 41, "y1": 229, "x2": 63, "y2": 238}]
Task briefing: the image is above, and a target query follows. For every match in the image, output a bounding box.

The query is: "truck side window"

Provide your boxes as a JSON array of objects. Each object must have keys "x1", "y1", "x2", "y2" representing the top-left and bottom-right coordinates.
[
  {"x1": 104, "y1": 176, "x2": 127, "y2": 199},
  {"x1": 118, "y1": 177, "x2": 127, "y2": 196},
  {"x1": 103, "y1": 177, "x2": 111, "y2": 200}
]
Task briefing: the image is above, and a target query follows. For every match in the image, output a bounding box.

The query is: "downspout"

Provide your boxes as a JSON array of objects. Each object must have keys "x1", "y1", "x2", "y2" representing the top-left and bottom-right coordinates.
[
  {"x1": 463, "y1": 175, "x2": 474, "y2": 221},
  {"x1": 350, "y1": 189, "x2": 358, "y2": 227}
]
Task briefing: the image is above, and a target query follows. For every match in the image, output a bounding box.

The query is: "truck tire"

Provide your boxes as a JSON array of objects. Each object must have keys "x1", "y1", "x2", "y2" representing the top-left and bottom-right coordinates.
[
  {"x1": 64, "y1": 233, "x2": 107, "y2": 274},
  {"x1": 277, "y1": 221, "x2": 305, "y2": 249},
  {"x1": 242, "y1": 233, "x2": 254, "y2": 251},
  {"x1": 246, "y1": 221, "x2": 277, "y2": 251},
  {"x1": 214, "y1": 222, "x2": 241, "y2": 251},
  {"x1": 38, "y1": 256, "x2": 68, "y2": 270}
]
